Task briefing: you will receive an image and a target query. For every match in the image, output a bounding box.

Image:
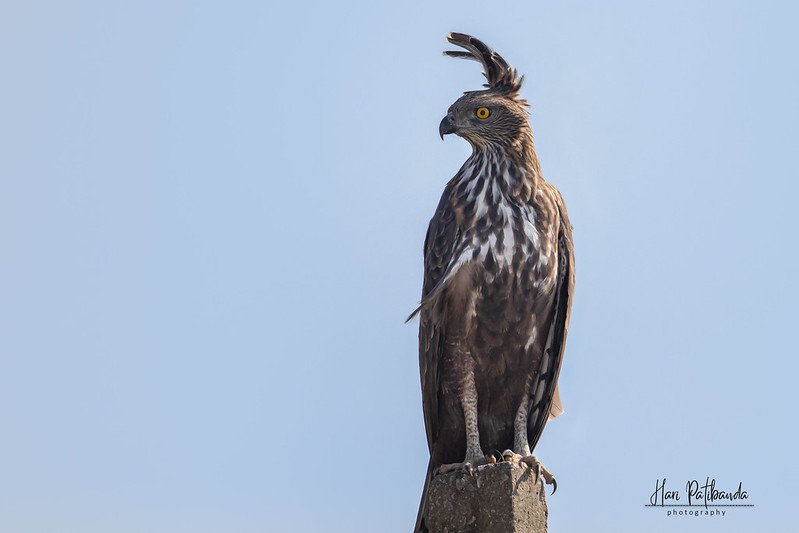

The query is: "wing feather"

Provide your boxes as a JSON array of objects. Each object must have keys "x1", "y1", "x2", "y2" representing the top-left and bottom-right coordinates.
[
  {"x1": 527, "y1": 188, "x2": 575, "y2": 449},
  {"x1": 417, "y1": 192, "x2": 459, "y2": 453}
]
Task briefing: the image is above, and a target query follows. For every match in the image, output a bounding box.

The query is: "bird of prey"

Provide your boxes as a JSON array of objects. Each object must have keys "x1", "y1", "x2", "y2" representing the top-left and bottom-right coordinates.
[{"x1": 410, "y1": 33, "x2": 575, "y2": 532}]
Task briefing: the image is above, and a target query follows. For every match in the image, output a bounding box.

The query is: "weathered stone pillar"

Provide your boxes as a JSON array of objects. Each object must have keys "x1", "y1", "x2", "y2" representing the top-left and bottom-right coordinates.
[{"x1": 426, "y1": 462, "x2": 548, "y2": 532}]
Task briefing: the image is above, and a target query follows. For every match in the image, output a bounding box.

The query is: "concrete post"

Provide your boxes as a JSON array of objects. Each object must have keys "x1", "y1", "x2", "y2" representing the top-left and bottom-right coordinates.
[{"x1": 426, "y1": 462, "x2": 548, "y2": 532}]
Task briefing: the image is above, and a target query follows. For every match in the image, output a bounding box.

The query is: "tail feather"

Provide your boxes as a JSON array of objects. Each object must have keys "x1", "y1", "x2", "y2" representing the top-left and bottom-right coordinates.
[
  {"x1": 548, "y1": 383, "x2": 564, "y2": 420},
  {"x1": 413, "y1": 459, "x2": 433, "y2": 533}
]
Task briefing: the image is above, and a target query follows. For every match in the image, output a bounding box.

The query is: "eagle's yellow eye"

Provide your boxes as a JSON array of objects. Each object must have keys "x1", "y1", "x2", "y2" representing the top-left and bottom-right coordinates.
[{"x1": 475, "y1": 107, "x2": 491, "y2": 119}]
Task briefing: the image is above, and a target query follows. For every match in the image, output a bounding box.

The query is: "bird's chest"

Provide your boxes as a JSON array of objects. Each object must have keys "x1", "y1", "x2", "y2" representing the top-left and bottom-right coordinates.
[
  {"x1": 465, "y1": 198, "x2": 558, "y2": 356},
  {"x1": 441, "y1": 166, "x2": 560, "y2": 327},
  {"x1": 464, "y1": 194, "x2": 557, "y2": 292}
]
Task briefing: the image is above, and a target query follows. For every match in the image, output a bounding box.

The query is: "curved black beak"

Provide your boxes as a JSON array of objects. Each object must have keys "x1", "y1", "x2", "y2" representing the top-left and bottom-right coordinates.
[{"x1": 439, "y1": 115, "x2": 456, "y2": 140}]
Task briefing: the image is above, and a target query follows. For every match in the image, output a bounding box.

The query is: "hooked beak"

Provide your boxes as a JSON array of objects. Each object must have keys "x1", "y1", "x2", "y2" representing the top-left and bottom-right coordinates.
[{"x1": 439, "y1": 115, "x2": 456, "y2": 140}]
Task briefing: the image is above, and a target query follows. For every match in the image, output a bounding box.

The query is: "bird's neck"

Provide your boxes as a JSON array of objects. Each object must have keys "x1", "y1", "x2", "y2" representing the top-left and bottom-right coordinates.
[
  {"x1": 463, "y1": 128, "x2": 542, "y2": 203},
  {"x1": 512, "y1": 127, "x2": 542, "y2": 176}
]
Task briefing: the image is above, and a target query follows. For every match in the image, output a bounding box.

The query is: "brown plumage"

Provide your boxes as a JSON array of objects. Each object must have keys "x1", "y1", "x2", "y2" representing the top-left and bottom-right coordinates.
[{"x1": 411, "y1": 33, "x2": 575, "y2": 532}]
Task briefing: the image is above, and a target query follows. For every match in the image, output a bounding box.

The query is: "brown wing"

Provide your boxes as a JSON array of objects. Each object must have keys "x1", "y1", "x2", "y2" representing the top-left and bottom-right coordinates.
[
  {"x1": 527, "y1": 188, "x2": 575, "y2": 450},
  {"x1": 417, "y1": 192, "x2": 460, "y2": 454}
]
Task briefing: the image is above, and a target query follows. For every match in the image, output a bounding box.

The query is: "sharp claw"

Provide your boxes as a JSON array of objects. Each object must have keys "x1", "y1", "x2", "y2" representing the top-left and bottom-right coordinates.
[
  {"x1": 551, "y1": 478, "x2": 558, "y2": 495},
  {"x1": 464, "y1": 462, "x2": 474, "y2": 477}
]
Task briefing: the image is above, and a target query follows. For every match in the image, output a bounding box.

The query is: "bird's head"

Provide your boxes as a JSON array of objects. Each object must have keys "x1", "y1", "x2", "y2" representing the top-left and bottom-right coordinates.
[{"x1": 439, "y1": 33, "x2": 530, "y2": 149}]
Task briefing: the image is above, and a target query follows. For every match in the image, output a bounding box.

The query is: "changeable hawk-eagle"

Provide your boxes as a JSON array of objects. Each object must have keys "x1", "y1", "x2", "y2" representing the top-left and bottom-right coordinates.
[{"x1": 410, "y1": 33, "x2": 575, "y2": 532}]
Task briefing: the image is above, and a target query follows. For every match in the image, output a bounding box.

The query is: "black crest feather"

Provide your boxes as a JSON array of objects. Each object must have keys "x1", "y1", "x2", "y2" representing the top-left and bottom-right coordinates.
[{"x1": 444, "y1": 32, "x2": 524, "y2": 97}]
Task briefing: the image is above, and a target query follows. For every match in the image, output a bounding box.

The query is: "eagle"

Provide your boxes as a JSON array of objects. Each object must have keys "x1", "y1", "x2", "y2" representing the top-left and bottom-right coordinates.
[{"x1": 410, "y1": 33, "x2": 575, "y2": 532}]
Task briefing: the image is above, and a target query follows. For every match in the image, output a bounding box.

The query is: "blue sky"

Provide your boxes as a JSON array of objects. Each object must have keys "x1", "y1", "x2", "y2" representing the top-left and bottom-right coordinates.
[{"x1": 1, "y1": 1, "x2": 797, "y2": 532}]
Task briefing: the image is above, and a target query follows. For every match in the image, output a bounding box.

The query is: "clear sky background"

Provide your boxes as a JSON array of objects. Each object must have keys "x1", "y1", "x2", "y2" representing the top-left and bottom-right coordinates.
[{"x1": 1, "y1": 1, "x2": 797, "y2": 532}]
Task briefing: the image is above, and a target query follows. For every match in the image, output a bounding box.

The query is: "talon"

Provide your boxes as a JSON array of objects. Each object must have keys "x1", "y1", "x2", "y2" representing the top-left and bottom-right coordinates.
[
  {"x1": 519, "y1": 455, "x2": 537, "y2": 469},
  {"x1": 518, "y1": 455, "x2": 557, "y2": 493},
  {"x1": 437, "y1": 462, "x2": 461, "y2": 475},
  {"x1": 502, "y1": 449, "x2": 525, "y2": 464},
  {"x1": 437, "y1": 454, "x2": 493, "y2": 477}
]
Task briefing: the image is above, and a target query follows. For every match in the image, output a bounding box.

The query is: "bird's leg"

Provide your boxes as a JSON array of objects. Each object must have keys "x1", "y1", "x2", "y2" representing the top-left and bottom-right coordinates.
[
  {"x1": 513, "y1": 384, "x2": 533, "y2": 458},
  {"x1": 506, "y1": 388, "x2": 557, "y2": 493},
  {"x1": 438, "y1": 360, "x2": 490, "y2": 476},
  {"x1": 460, "y1": 365, "x2": 484, "y2": 465}
]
